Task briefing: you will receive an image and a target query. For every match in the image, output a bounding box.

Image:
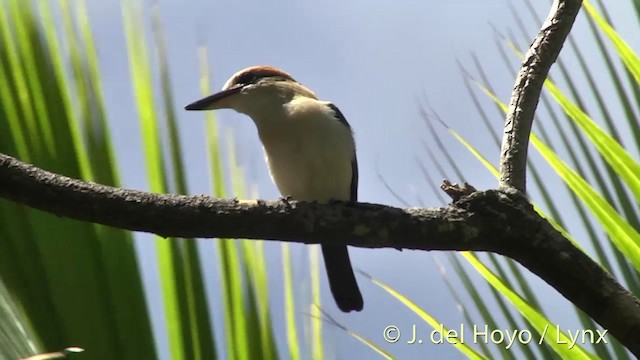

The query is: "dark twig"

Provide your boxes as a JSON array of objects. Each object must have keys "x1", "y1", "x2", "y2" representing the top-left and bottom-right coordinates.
[{"x1": 440, "y1": 180, "x2": 477, "y2": 202}]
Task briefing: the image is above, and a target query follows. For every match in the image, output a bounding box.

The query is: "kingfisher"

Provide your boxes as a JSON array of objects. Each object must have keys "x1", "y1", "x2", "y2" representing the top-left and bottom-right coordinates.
[{"x1": 186, "y1": 65, "x2": 363, "y2": 312}]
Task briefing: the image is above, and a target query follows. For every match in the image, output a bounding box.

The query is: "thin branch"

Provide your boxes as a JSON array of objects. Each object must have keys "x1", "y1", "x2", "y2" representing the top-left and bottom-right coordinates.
[
  {"x1": 499, "y1": 0, "x2": 583, "y2": 192},
  {"x1": 2, "y1": 153, "x2": 640, "y2": 354}
]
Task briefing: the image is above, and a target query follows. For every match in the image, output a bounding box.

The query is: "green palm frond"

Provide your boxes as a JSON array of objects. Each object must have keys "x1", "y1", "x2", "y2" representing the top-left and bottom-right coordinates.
[{"x1": 0, "y1": 1, "x2": 305, "y2": 359}]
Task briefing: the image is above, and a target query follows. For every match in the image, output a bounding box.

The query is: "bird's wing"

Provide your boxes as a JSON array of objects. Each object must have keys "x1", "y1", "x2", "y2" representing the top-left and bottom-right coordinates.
[
  {"x1": 350, "y1": 157, "x2": 358, "y2": 202},
  {"x1": 327, "y1": 103, "x2": 358, "y2": 202}
]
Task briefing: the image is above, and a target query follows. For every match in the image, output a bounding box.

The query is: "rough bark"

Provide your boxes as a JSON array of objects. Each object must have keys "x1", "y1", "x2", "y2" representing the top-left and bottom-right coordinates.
[{"x1": 1, "y1": 153, "x2": 639, "y2": 355}]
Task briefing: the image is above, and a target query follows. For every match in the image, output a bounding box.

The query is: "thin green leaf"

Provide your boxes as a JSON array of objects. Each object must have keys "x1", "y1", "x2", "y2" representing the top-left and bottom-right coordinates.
[
  {"x1": 282, "y1": 244, "x2": 301, "y2": 360},
  {"x1": 369, "y1": 275, "x2": 488, "y2": 360},
  {"x1": 122, "y1": 3, "x2": 188, "y2": 359},
  {"x1": 532, "y1": 135, "x2": 640, "y2": 270},
  {"x1": 584, "y1": 1, "x2": 640, "y2": 85},
  {"x1": 309, "y1": 246, "x2": 323, "y2": 360},
  {"x1": 545, "y1": 80, "x2": 640, "y2": 201},
  {"x1": 462, "y1": 253, "x2": 594, "y2": 359}
]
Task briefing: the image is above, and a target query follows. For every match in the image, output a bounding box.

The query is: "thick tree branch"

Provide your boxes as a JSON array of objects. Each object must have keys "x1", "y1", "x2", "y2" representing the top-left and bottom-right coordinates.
[
  {"x1": 499, "y1": 0, "x2": 582, "y2": 192},
  {"x1": 2, "y1": 153, "x2": 640, "y2": 354}
]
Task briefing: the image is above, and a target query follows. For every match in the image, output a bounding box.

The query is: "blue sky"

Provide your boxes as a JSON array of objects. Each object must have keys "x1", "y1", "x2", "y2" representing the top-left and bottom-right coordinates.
[{"x1": 80, "y1": 0, "x2": 640, "y2": 358}]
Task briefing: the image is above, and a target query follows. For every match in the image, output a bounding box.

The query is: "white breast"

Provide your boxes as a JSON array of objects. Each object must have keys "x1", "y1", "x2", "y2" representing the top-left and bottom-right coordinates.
[{"x1": 255, "y1": 98, "x2": 355, "y2": 202}]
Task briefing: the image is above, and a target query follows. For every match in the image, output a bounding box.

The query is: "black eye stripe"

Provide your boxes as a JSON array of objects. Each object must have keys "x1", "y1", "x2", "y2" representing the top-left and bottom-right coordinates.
[
  {"x1": 236, "y1": 72, "x2": 259, "y2": 85},
  {"x1": 235, "y1": 73, "x2": 297, "y2": 86}
]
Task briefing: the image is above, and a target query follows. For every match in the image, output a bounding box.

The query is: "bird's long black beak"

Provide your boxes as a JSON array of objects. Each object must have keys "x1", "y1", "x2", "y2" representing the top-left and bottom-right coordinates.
[{"x1": 184, "y1": 84, "x2": 244, "y2": 110}]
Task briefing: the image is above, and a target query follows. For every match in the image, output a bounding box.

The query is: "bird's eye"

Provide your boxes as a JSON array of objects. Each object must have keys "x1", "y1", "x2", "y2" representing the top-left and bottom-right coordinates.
[{"x1": 237, "y1": 72, "x2": 258, "y2": 85}]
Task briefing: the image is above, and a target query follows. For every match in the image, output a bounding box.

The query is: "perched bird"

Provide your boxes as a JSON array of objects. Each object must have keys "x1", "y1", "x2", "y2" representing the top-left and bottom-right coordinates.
[{"x1": 185, "y1": 65, "x2": 363, "y2": 312}]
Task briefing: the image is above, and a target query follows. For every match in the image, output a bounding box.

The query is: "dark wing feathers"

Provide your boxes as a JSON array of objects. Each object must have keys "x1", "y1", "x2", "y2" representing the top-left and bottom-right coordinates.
[
  {"x1": 327, "y1": 103, "x2": 357, "y2": 202},
  {"x1": 350, "y1": 158, "x2": 358, "y2": 202}
]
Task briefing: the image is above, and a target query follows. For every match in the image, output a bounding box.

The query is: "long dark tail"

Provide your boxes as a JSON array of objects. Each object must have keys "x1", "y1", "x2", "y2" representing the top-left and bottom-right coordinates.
[{"x1": 321, "y1": 244, "x2": 363, "y2": 312}]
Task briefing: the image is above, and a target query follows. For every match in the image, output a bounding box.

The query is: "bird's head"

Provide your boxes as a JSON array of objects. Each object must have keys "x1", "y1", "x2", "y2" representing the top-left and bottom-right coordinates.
[{"x1": 185, "y1": 65, "x2": 317, "y2": 117}]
